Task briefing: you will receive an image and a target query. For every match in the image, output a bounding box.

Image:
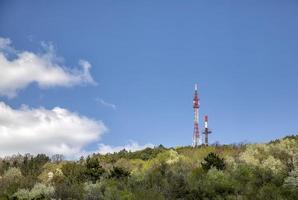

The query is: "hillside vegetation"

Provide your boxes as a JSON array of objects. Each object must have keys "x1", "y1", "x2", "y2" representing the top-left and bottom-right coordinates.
[{"x1": 0, "y1": 135, "x2": 298, "y2": 199}]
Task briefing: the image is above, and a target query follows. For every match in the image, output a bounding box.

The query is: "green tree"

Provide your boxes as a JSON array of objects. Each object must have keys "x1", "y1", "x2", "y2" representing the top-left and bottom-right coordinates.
[
  {"x1": 201, "y1": 152, "x2": 226, "y2": 171},
  {"x1": 0, "y1": 167, "x2": 24, "y2": 199},
  {"x1": 85, "y1": 156, "x2": 105, "y2": 183},
  {"x1": 61, "y1": 162, "x2": 86, "y2": 184},
  {"x1": 109, "y1": 166, "x2": 130, "y2": 179},
  {"x1": 21, "y1": 154, "x2": 50, "y2": 177}
]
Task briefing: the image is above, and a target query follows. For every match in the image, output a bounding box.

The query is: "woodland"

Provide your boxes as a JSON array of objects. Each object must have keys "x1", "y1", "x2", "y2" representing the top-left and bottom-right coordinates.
[{"x1": 0, "y1": 135, "x2": 298, "y2": 200}]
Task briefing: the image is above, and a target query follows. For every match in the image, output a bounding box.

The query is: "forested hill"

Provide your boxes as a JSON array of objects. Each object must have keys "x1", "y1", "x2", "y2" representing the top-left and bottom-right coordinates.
[{"x1": 1, "y1": 135, "x2": 298, "y2": 199}]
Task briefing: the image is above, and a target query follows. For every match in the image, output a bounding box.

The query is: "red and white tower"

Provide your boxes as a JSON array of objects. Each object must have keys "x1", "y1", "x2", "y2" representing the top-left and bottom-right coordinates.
[
  {"x1": 203, "y1": 115, "x2": 212, "y2": 146},
  {"x1": 192, "y1": 84, "x2": 200, "y2": 147}
]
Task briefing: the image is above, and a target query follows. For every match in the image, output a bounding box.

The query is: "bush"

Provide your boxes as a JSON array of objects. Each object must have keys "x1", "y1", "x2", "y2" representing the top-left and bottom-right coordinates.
[
  {"x1": 0, "y1": 167, "x2": 24, "y2": 198},
  {"x1": 14, "y1": 183, "x2": 54, "y2": 199},
  {"x1": 201, "y1": 152, "x2": 226, "y2": 171},
  {"x1": 109, "y1": 166, "x2": 130, "y2": 179},
  {"x1": 85, "y1": 156, "x2": 105, "y2": 183}
]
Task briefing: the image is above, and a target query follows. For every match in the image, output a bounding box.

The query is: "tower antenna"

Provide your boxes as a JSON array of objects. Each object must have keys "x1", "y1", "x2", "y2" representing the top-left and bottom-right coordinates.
[
  {"x1": 192, "y1": 84, "x2": 200, "y2": 147},
  {"x1": 203, "y1": 115, "x2": 212, "y2": 146}
]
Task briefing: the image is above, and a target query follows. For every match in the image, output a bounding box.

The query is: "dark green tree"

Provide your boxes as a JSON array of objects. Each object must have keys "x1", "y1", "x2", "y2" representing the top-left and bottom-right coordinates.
[
  {"x1": 201, "y1": 152, "x2": 225, "y2": 171},
  {"x1": 61, "y1": 162, "x2": 87, "y2": 184},
  {"x1": 109, "y1": 166, "x2": 130, "y2": 179},
  {"x1": 85, "y1": 156, "x2": 105, "y2": 183},
  {"x1": 21, "y1": 154, "x2": 50, "y2": 177}
]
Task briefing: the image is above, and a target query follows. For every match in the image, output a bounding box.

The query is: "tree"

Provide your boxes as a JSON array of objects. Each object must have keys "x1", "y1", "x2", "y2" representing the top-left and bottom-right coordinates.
[
  {"x1": 85, "y1": 156, "x2": 105, "y2": 183},
  {"x1": 61, "y1": 162, "x2": 86, "y2": 184},
  {"x1": 54, "y1": 163, "x2": 86, "y2": 199},
  {"x1": 201, "y1": 152, "x2": 226, "y2": 171},
  {"x1": 51, "y1": 154, "x2": 64, "y2": 163},
  {"x1": 0, "y1": 167, "x2": 24, "y2": 198},
  {"x1": 109, "y1": 166, "x2": 130, "y2": 179},
  {"x1": 21, "y1": 154, "x2": 50, "y2": 177}
]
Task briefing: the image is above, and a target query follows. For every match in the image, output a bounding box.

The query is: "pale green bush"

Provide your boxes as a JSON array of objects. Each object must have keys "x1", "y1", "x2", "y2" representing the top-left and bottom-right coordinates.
[
  {"x1": 284, "y1": 169, "x2": 298, "y2": 188},
  {"x1": 13, "y1": 183, "x2": 54, "y2": 199}
]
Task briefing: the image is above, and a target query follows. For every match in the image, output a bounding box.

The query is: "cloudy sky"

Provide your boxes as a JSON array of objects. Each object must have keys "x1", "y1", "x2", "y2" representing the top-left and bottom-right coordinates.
[{"x1": 0, "y1": 1, "x2": 298, "y2": 158}]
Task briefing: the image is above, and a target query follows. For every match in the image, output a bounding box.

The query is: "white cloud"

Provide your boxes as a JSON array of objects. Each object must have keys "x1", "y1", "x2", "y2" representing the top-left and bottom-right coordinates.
[
  {"x1": 0, "y1": 102, "x2": 107, "y2": 158},
  {"x1": 0, "y1": 38, "x2": 11, "y2": 50},
  {"x1": 96, "y1": 98, "x2": 117, "y2": 110},
  {"x1": 0, "y1": 37, "x2": 96, "y2": 98},
  {"x1": 96, "y1": 141, "x2": 154, "y2": 154}
]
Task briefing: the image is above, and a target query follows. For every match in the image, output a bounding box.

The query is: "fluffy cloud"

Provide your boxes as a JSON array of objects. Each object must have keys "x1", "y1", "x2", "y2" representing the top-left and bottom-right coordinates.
[
  {"x1": 96, "y1": 141, "x2": 154, "y2": 154},
  {"x1": 0, "y1": 37, "x2": 96, "y2": 97},
  {"x1": 0, "y1": 102, "x2": 107, "y2": 157}
]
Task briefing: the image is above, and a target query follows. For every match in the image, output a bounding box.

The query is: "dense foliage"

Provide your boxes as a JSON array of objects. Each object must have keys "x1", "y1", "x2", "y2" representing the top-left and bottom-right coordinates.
[{"x1": 0, "y1": 135, "x2": 298, "y2": 199}]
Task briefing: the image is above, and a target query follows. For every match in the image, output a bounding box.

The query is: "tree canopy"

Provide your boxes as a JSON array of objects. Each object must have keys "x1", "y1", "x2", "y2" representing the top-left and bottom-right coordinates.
[{"x1": 0, "y1": 135, "x2": 297, "y2": 199}]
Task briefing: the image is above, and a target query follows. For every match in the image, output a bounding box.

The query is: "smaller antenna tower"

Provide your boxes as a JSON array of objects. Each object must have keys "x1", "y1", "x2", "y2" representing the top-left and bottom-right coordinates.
[{"x1": 203, "y1": 115, "x2": 212, "y2": 146}]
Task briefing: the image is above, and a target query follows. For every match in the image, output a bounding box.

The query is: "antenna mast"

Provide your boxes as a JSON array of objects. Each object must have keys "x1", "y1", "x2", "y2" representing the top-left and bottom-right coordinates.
[
  {"x1": 192, "y1": 84, "x2": 200, "y2": 147},
  {"x1": 203, "y1": 115, "x2": 212, "y2": 146}
]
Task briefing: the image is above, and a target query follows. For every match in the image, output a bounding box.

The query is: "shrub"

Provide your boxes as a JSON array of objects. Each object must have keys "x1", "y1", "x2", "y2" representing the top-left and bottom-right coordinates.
[{"x1": 201, "y1": 152, "x2": 226, "y2": 171}]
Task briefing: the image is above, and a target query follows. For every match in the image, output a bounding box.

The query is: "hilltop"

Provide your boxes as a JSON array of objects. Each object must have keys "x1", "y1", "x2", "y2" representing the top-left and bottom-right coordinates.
[{"x1": 0, "y1": 135, "x2": 298, "y2": 199}]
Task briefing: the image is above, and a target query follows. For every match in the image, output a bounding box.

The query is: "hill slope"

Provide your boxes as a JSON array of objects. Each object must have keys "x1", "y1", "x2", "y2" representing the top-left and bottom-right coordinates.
[{"x1": 0, "y1": 135, "x2": 298, "y2": 199}]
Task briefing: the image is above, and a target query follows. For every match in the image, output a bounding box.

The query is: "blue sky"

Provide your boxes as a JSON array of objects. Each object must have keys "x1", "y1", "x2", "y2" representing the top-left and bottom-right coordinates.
[{"x1": 0, "y1": 0, "x2": 298, "y2": 156}]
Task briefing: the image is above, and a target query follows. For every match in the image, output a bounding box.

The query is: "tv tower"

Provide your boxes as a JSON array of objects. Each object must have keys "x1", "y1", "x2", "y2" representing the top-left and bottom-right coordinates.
[
  {"x1": 203, "y1": 115, "x2": 212, "y2": 146},
  {"x1": 192, "y1": 84, "x2": 200, "y2": 147}
]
